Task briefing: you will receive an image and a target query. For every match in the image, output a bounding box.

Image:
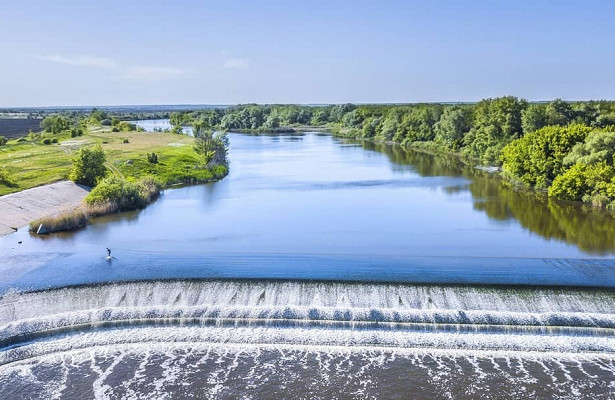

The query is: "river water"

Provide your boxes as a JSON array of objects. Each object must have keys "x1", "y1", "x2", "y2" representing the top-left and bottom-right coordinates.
[
  {"x1": 2, "y1": 132, "x2": 615, "y2": 398},
  {"x1": 131, "y1": 118, "x2": 193, "y2": 135}
]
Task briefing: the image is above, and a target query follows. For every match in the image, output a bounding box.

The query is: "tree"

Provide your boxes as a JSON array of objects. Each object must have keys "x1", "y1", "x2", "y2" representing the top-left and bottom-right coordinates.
[
  {"x1": 41, "y1": 115, "x2": 71, "y2": 134},
  {"x1": 463, "y1": 96, "x2": 527, "y2": 164},
  {"x1": 548, "y1": 162, "x2": 615, "y2": 205},
  {"x1": 69, "y1": 145, "x2": 107, "y2": 187},
  {"x1": 89, "y1": 108, "x2": 108, "y2": 124},
  {"x1": 434, "y1": 107, "x2": 471, "y2": 149},
  {"x1": 521, "y1": 104, "x2": 548, "y2": 133},
  {"x1": 193, "y1": 125, "x2": 229, "y2": 167},
  {"x1": 546, "y1": 99, "x2": 575, "y2": 126},
  {"x1": 564, "y1": 130, "x2": 615, "y2": 167},
  {"x1": 501, "y1": 124, "x2": 591, "y2": 187}
]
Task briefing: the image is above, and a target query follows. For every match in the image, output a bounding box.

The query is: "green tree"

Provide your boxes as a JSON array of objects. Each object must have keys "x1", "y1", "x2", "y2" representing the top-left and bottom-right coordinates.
[
  {"x1": 41, "y1": 115, "x2": 71, "y2": 134},
  {"x1": 89, "y1": 108, "x2": 108, "y2": 124},
  {"x1": 69, "y1": 145, "x2": 107, "y2": 187},
  {"x1": 463, "y1": 96, "x2": 527, "y2": 164},
  {"x1": 193, "y1": 124, "x2": 229, "y2": 166},
  {"x1": 564, "y1": 130, "x2": 615, "y2": 166},
  {"x1": 546, "y1": 99, "x2": 575, "y2": 126},
  {"x1": 548, "y1": 162, "x2": 615, "y2": 205},
  {"x1": 434, "y1": 106, "x2": 471, "y2": 149},
  {"x1": 521, "y1": 104, "x2": 548, "y2": 133},
  {"x1": 501, "y1": 124, "x2": 591, "y2": 187}
]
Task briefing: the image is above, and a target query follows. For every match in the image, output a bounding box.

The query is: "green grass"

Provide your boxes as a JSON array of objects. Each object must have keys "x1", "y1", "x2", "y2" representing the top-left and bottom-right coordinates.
[{"x1": 0, "y1": 126, "x2": 225, "y2": 195}]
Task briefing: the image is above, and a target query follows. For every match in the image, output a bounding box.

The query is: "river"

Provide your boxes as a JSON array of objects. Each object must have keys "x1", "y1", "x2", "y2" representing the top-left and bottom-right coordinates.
[{"x1": 1, "y1": 132, "x2": 615, "y2": 398}]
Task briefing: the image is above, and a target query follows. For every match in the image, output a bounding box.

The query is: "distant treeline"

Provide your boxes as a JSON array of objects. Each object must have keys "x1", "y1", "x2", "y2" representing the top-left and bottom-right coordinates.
[{"x1": 168, "y1": 98, "x2": 615, "y2": 208}]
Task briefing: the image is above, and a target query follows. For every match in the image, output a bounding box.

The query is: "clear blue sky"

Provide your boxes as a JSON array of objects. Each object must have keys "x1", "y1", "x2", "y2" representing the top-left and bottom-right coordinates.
[{"x1": 1, "y1": 0, "x2": 614, "y2": 106}]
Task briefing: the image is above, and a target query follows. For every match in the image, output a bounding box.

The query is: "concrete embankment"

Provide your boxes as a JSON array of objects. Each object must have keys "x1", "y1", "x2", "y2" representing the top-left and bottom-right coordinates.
[{"x1": 0, "y1": 181, "x2": 89, "y2": 236}]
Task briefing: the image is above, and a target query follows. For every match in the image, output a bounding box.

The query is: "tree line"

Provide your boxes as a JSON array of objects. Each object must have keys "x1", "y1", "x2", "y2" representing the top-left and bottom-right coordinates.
[{"x1": 169, "y1": 98, "x2": 615, "y2": 208}]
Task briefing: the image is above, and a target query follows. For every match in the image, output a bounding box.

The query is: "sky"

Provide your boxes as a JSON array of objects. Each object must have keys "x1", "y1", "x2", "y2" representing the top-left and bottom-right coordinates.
[{"x1": 1, "y1": 0, "x2": 614, "y2": 106}]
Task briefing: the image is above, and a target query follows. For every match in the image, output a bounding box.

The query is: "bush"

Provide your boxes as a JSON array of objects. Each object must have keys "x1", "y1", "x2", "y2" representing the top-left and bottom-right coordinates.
[
  {"x1": 69, "y1": 145, "x2": 107, "y2": 187},
  {"x1": 42, "y1": 138, "x2": 52, "y2": 145},
  {"x1": 123, "y1": 139, "x2": 129, "y2": 144},
  {"x1": 70, "y1": 128, "x2": 83, "y2": 138},
  {"x1": 0, "y1": 167, "x2": 17, "y2": 187},
  {"x1": 147, "y1": 152, "x2": 158, "y2": 164},
  {"x1": 51, "y1": 138, "x2": 58, "y2": 143},
  {"x1": 0, "y1": 135, "x2": 6, "y2": 146},
  {"x1": 85, "y1": 176, "x2": 162, "y2": 211}
]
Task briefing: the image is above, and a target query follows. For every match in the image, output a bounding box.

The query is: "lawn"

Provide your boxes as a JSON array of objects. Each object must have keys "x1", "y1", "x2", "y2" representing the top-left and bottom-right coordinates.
[{"x1": 0, "y1": 126, "x2": 224, "y2": 196}]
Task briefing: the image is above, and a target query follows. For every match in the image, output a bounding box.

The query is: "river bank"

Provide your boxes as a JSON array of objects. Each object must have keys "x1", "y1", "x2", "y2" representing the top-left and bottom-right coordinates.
[
  {"x1": 0, "y1": 181, "x2": 89, "y2": 237},
  {"x1": 0, "y1": 124, "x2": 229, "y2": 235}
]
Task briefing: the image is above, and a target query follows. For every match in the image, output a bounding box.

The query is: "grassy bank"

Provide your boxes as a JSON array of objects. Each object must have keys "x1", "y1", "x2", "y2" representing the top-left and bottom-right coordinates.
[{"x1": 0, "y1": 125, "x2": 227, "y2": 196}]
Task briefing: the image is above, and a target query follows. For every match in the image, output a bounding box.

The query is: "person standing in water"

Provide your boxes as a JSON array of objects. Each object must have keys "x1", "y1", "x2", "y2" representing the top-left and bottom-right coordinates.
[{"x1": 106, "y1": 248, "x2": 111, "y2": 258}]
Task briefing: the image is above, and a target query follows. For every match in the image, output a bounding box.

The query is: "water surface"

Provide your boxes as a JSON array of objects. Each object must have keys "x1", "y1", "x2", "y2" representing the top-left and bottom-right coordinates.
[
  {"x1": 131, "y1": 118, "x2": 193, "y2": 135},
  {"x1": 3, "y1": 132, "x2": 615, "y2": 398},
  {"x1": 1, "y1": 132, "x2": 615, "y2": 292}
]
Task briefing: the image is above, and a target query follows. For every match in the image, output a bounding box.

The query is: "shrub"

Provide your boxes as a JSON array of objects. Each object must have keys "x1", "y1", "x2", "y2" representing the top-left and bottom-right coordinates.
[
  {"x1": 27, "y1": 132, "x2": 40, "y2": 140},
  {"x1": 51, "y1": 138, "x2": 58, "y2": 143},
  {"x1": 85, "y1": 176, "x2": 161, "y2": 211},
  {"x1": 0, "y1": 167, "x2": 17, "y2": 187},
  {"x1": 123, "y1": 139, "x2": 130, "y2": 144},
  {"x1": 69, "y1": 145, "x2": 107, "y2": 187},
  {"x1": 147, "y1": 152, "x2": 158, "y2": 164},
  {"x1": 0, "y1": 135, "x2": 6, "y2": 146},
  {"x1": 70, "y1": 128, "x2": 83, "y2": 138},
  {"x1": 42, "y1": 138, "x2": 52, "y2": 145}
]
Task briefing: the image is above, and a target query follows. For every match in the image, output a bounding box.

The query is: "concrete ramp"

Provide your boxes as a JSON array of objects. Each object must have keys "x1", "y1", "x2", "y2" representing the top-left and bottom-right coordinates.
[{"x1": 0, "y1": 181, "x2": 89, "y2": 236}]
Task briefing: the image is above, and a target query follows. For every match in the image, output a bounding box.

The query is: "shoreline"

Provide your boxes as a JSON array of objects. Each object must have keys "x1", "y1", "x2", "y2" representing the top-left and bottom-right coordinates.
[{"x1": 0, "y1": 181, "x2": 90, "y2": 237}]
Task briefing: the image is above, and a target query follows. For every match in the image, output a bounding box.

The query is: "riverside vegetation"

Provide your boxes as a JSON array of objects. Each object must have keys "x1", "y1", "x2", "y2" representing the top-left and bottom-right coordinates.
[
  {"x1": 169, "y1": 98, "x2": 615, "y2": 208},
  {"x1": 0, "y1": 111, "x2": 228, "y2": 233}
]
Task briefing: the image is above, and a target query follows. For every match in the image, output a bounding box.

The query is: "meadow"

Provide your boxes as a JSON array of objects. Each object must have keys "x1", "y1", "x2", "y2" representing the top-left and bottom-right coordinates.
[{"x1": 0, "y1": 125, "x2": 224, "y2": 196}]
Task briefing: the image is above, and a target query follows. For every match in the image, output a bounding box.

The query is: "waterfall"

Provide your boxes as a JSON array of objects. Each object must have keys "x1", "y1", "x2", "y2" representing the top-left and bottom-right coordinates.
[
  {"x1": 2, "y1": 279, "x2": 615, "y2": 356},
  {"x1": 2, "y1": 279, "x2": 615, "y2": 398}
]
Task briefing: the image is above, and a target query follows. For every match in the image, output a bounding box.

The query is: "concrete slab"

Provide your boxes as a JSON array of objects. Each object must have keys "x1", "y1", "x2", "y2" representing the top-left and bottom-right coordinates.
[{"x1": 0, "y1": 181, "x2": 89, "y2": 236}]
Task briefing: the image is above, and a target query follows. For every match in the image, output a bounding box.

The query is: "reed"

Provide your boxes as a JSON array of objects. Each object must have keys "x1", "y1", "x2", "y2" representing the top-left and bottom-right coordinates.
[{"x1": 30, "y1": 178, "x2": 162, "y2": 234}]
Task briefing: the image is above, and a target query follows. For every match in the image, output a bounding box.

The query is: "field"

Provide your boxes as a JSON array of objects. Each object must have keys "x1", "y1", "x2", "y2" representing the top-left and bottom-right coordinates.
[
  {"x1": 0, "y1": 125, "x2": 224, "y2": 196},
  {"x1": 0, "y1": 118, "x2": 43, "y2": 139}
]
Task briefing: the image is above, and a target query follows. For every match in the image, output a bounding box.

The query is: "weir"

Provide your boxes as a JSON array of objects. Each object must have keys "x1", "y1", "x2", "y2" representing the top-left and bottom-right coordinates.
[{"x1": 2, "y1": 279, "x2": 615, "y2": 362}]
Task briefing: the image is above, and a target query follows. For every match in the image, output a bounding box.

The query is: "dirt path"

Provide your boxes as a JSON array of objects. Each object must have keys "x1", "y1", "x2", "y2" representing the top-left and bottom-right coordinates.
[{"x1": 0, "y1": 181, "x2": 89, "y2": 236}]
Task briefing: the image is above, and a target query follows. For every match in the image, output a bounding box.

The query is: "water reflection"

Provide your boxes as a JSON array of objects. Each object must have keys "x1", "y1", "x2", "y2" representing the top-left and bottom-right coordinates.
[{"x1": 362, "y1": 141, "x2": 615, "y2": 254}]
